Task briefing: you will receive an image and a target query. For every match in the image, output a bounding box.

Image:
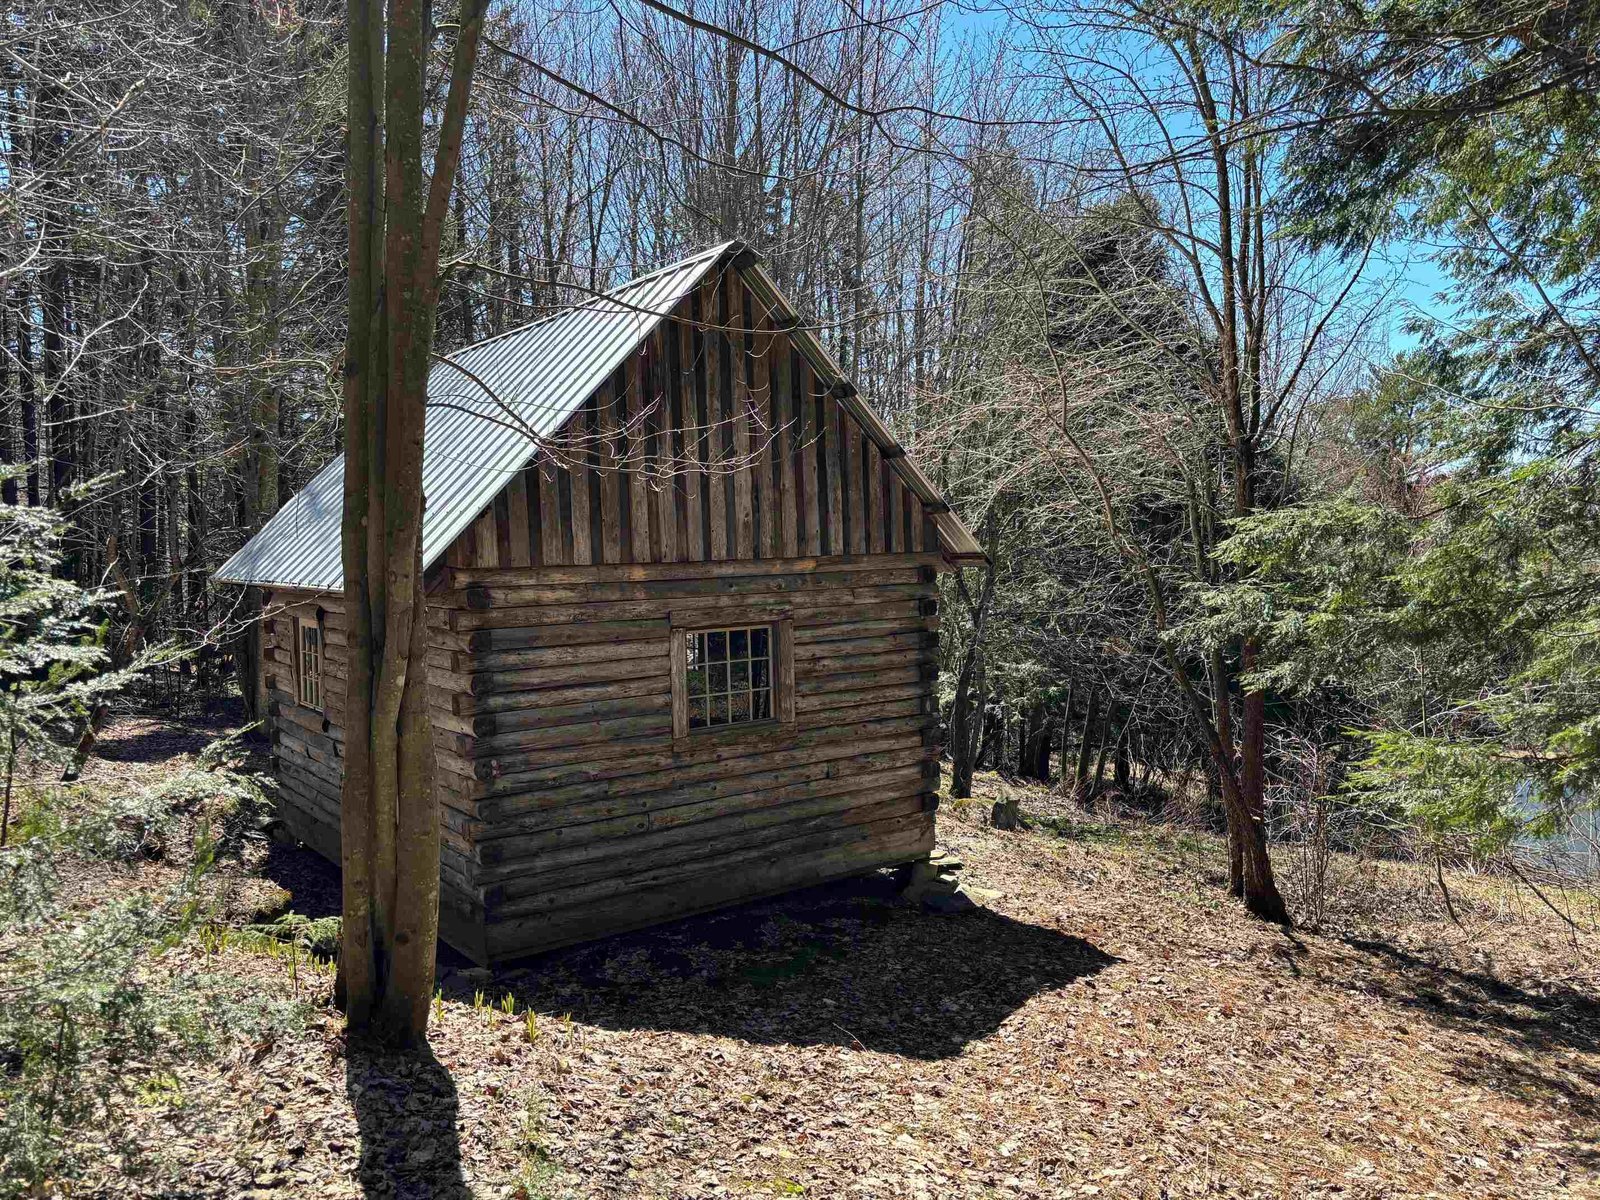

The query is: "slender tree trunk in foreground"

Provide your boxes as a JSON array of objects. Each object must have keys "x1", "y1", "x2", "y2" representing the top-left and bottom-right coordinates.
[
  {"x1": 1233, "y1": 641, "x2": 1285, "y2": 921},
  {"x1": 339, "y1": 0, "x2": 488, "y2": 1046}
]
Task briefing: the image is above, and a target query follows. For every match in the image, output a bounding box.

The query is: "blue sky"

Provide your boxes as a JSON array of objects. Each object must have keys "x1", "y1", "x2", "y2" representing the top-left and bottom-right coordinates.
[{"x1": 1378, "y1": 247, "x2": 1457, "y2": 353}]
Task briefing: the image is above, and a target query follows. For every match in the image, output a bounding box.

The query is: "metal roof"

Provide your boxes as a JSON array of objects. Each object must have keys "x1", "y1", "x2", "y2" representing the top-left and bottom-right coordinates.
[
  {"x1": 217, "y1": 240, "x2": 983, "y2": 592},
  {"x1": 216, "y1": 242, "x2": 734, "y2": 591}
]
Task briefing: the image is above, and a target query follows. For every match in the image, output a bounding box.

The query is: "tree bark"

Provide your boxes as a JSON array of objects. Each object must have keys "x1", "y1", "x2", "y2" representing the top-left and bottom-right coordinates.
[
  {"x1": 1017, "y1": 697, "x2": 1046, "y2": 779},
  {"x1": 1056, "y1": 685, "x2": 1074, "y2": 792},
  {"x1": 1113, "y1": 722, "x2": 1131, "y2": 793},
  {"x1": 1073, "y1": 689, "x2": 1101, "y2": 799},
  {"x1": 1092, "y1": 712, "x2": 1111, "y2": 793},
  {"x1": 949, "y1": 514, "x2": 997, "y2": 799},
  {"x1": 12, "y1": 278, "x2": 39, "y2": 508},
  {"x1": 339, "y1": 0, "x2": 489, "y2": 1047}
]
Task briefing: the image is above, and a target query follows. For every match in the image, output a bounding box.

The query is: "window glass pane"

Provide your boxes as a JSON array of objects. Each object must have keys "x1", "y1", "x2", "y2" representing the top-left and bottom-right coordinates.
[
  {"x1": 297, "y1": 620, "x2": 321, "y2": 708},
  {"x1": 680, "y1": 623, "x2": 779, "y2": 733}
]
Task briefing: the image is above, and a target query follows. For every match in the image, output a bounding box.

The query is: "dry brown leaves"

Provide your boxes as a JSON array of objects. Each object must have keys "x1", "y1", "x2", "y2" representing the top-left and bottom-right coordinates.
[{"x1": 49, "y1": 737, "x2": 1600, "y2": 1200}]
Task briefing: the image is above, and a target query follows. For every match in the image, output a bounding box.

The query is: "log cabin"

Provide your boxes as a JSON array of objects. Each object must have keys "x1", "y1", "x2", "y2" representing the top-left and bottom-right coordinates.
[{"x1": 217, "y1": 241, "x2": 985, "y2": 964}]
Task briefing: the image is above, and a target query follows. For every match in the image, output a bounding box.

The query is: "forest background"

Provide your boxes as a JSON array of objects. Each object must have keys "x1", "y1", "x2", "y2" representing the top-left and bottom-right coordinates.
[{"x1": 3, "y1": 0, "x2": 1598, "y2": 925}]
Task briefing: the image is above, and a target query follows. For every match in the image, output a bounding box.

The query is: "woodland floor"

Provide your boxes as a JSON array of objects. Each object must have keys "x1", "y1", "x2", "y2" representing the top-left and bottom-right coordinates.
[{"x1": 49, "y1": 716, "x2": 1600, "y2": 1199}]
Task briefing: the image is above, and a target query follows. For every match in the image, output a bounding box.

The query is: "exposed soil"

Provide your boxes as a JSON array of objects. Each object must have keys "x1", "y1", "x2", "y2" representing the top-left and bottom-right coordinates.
[{"x1": 53, "y1": 719, "x2": 1600, "y2": 1199}]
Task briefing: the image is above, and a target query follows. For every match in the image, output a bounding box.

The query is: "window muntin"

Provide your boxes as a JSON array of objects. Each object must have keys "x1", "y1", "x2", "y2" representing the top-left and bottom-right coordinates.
[
  {"x1": 685, "y1": 624, "x2": 773, "y2": 729},
  {"x1": 296, "y1": 618, "x2": 322, "y2": 710}
]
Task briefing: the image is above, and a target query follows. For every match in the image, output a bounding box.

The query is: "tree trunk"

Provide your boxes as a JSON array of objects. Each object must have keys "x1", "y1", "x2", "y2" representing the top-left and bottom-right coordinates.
[
  {"x1": 948, "y1": 528, "x2": 997, "y2": 799},
  {"x1": 970, "y1": 674, "x2": 989, "y2": 773},
  {"x1": 1235, "y1": 639, "x2": 1285, "y2": 921},
  {"x1": 13, "y1": 278, "x2": 39, "y2": 507},
  {"x1": 40, "y1": 259, "x2": 71, "y2": 508},
  {"x1": 339, "y1": 0, "x2": 489, "y2": 1047},
  {"x1": 1073, "y1": 689, "x2": 1101, "y2": 798},
  {"x1": 1113, "y1": 723, "x2": 1131, "y2": 793},
  {"x1": 1211, "y1": 649, "x2": 1243, "y2": 895},
  {"x1": 1092, "y1": 713, "x2": 1111, "y2": 793},
  {"x1": 1056, "y1": 685, "x2": 1074, "y2": 792},
  {"x1": 1017, "y1": 698, "x2": 1044, "y2": 779},
  {"x1": 978, "y1": 696, "x2": 1002, "y2": 770},
  {"x1": 1228, "y1": 817, "x2": 1244, "y2": 897}
]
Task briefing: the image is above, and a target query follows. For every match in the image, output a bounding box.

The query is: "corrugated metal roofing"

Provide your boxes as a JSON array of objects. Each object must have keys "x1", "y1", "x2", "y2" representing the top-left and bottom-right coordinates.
[
  {"x1": 216, "y1": 242, "x2": 735, "y2": 591},
  {"x1": 216, "y1": 239, "x2": 984, "y2": 592}
]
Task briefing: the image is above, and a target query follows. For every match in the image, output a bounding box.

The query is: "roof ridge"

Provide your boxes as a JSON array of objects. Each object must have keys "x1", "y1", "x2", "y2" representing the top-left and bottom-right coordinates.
[{"x1": 443, "y1": 240, "x2": 739, "y2": 358}]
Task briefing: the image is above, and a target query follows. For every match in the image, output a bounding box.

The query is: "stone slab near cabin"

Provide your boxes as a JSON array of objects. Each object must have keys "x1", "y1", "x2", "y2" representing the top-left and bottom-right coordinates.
[{"x1": 221, "y1": 241, "x2": 984, "y2": 964}]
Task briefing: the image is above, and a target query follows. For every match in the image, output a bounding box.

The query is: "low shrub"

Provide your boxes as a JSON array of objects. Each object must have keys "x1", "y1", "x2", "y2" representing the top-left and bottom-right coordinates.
[{"x1": 0, "y1": 751, "x2": 304, "y2": 1195}]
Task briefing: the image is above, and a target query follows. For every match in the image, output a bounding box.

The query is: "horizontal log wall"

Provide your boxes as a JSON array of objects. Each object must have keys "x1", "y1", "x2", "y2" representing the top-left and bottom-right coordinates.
[
  {"x1": 443, "y1": 262, "x2": 936, "y2": 573},
  {"x1": 431, "y1": 557, "x2": 942, "y2": 961},
  {"x1": 262, "y1": 587, "x2": 490, "y2": 960},
  {"x1": 256, "y1": 260, "x2": 958, "y2": 964}
]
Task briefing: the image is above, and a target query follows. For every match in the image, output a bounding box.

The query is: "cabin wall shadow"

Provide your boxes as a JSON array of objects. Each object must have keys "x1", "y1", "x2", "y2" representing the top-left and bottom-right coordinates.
[{"x1": 445, "y1": 873, "x2": 1116, "y2": 1060}]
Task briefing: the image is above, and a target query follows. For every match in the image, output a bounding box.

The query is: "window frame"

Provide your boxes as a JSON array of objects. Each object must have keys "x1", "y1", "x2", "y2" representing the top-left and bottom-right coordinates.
[
  {"x1": 293, "y1": 611, "x2": 324, "y2": 712},
  {"x1": 670, "y1": 608, "x2": 795, "y2": 743}
]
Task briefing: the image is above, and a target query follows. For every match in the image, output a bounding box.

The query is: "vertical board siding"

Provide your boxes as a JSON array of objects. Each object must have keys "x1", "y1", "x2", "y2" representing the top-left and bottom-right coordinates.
[
  {"x1": 704, "y1": 273, "x2": 729, "y2": 561},
  {"x1": 775, "y1": 345, "x2": 799, "y2": 557},
  {"x1": 624, "y1": 353, "x2": 652, "y2": 563},
  {"x1": 679, "y1": 311, "x2": 705, "y2": 562},
  {"x1": 538, "y1": 466, "x2": 564, "y2": 567},
  {"x1": 439, "y1": 261, "x2": 941, "y2": 572},
  {"x1": 596, "y1": 381, "x2": 623, "y2": 565},
  {"x1": 888, "y1": 474, "x2": 904, "y2": 554},
  {"x1": 799, "y1": 354, "x2": 821, "y2": 556},
  {"x1": 505, "y1": 472, "x2": 532, "y2": 568},
  {"x1": 866, "y1": 439, "x2": 885, "y2": 556},
  {"x1": 568, "y1": 402, "x2": 594, "y2": 567},
  {"x1": 652, "y1": 324, "x2": 679, "y2": 563},
  {"x1": 728, "y1": 271, "x2": 755, "y2": 560}
]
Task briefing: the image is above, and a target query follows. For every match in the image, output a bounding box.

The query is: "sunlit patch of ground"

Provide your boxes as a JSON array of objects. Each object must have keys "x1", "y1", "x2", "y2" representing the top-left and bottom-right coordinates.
[{"x1": 54, "y1": 724, "x2": 1600, "y2": 1198}]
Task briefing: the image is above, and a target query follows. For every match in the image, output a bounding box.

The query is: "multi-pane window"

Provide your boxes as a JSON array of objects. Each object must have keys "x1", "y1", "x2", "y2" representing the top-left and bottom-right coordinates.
[
  {"x1": 296, "y1": 617, "x2": 322, "y2": 710},
  {"x1": 685, "y1": 625, "x2": 773, "y2": 729}
]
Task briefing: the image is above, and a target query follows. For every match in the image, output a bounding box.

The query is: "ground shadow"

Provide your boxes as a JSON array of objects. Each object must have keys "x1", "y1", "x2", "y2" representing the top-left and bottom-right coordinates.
[
  {"x1": 448, "y1": 872, "x2": 1117, "y2": 1060},
  {"x1": 1342, "y1": 935, "x2": 1600, "y2": 1056},
  {"x1": 257, "y1": 842, "x2": 483, "y2": 972},
  {"x1": 89, "y1": 700, "x2": 255, "y2": 764},
  {"x1": 259, "y1": 839, "x2": 344, "y2": 921},
  {"x1": 345, "y1": 1039, "x2": 469, "y2": 1200},
  {"x1": 1340, "y1": 934, "x2": 1600, "y2": 1119}
]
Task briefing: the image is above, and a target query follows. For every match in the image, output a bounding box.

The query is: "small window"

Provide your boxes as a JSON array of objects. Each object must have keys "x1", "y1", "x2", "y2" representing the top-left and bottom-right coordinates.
[
  {"x1": 686, "y1": 624, "x2": 772, "y2": 729},
  {"x1": 673, "y1": 617, "x2": 794, "y2": 739},
  {"x1": 295, "y1": 616, "x2": 322, "y2": 710}
]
